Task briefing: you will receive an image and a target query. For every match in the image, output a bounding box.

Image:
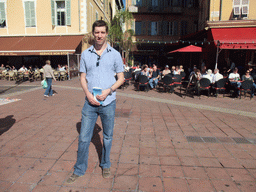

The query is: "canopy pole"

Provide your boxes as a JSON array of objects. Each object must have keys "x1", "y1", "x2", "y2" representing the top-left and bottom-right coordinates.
[
  {"x1": 67, "y1": 53, "x2": 70, "y2": 80},
  {"x1": 215, "y1": 40, "x2": 220, "y2": 69}
]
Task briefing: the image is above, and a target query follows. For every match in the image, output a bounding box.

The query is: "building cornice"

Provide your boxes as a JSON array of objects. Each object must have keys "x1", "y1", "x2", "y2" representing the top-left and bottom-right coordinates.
[{"x1": 207, "y1": 20, "x2": 256, "y2": 28}]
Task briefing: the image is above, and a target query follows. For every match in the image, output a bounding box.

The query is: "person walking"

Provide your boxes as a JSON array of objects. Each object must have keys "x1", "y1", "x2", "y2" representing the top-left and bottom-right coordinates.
[
  {"x1": 66, "y1": 20, "x2": 124, "y2": 184},
  {"x1": 43, "y1": 60, "x2": 56, "y2": 97}
]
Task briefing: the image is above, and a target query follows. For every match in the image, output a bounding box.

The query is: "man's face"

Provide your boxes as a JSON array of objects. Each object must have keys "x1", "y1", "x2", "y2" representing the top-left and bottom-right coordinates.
[{"x1": 93, "y1": 26, "x2": 108, "y2": 46}]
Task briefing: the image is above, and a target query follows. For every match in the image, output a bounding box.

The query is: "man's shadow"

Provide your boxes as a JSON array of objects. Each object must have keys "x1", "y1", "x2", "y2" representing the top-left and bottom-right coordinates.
[
  {"x1": 76, "y1": 122, "x2": 103, "y2": 163},
  {"x1": 0, "y1": 115, "x2": 16, "y2": 135}
]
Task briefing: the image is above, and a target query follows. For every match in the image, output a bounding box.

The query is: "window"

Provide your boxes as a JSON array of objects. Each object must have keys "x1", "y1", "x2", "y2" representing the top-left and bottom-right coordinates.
[
  {"x1": 180, "y1": 21, "x2": 187, "y2": 36},
  {"x1": 172, "y1": 0, "x2": 181, "y2": 6},
  {"x1": 152, "y1": 0, "x2": 158, "y2": 7},
  {"x1": 233, "y1": 0, "x2": 249, "y2": 18},
  {"x1": 132, "y1": 0, "x2": 142, "y2": 6},
  {"x1": 51, "y1": 0, "x2": 71, "y2": 26},
  {"x1": 183, "y1": 0, "x2": 194, "y2": 8},
  {"x1": 165, "y1": 21, "x2": 178, "y2": 36},
  {"x1": 0, "y1": 1, "x2": 6, "y2": 28},
  {"x1": 24, "y1": 1, "x2": 36, "y2": 27},
  {"x1": 151, "y1": 22, "x2": 158, "y2": 36},
  {"x1": 135, "y1": 21, "x2": 142, "y2": 35}
]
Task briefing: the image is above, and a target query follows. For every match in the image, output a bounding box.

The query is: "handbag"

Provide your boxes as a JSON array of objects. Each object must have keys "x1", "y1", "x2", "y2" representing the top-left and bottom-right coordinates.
[{"x1": 41, "y1": 79, "x2": 48, "y2": 89}]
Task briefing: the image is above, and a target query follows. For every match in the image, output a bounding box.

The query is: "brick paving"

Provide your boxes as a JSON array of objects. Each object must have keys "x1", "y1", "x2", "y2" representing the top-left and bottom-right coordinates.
[{"x1": 0, "y1": 78, "x2": 256, "y2": 192}]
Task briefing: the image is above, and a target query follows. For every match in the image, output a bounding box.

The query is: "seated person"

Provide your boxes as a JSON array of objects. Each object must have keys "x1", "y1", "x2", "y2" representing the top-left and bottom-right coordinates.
[
  {"x1": 212, "y1": 68, "x2": 223, "y2": 84},
  {"x1": 28, "y1": 65, "x2": 34, "y2": 80},
  {"x1": 201, "y1": 69, "x2": 213, "y2": 83},
  {"x1": 228, "y1": 67, "x2": 241, "y2": 97},
  {"x1": 149, "y1": 65, "x2": 160, "y2": 89},
  {"x1": 162, "y1": 65, "x2": 171, "y2": 77},
  {"x1": 19, "y1": 65, "x2": 27, "y2": 72},
  {"x1": 140, "y1": 64, "x2": 150, "y2": 77},
  {"x1": 242, "y1": 70, "x2": 256, "y2": 97},
  {"x1": 171, "y1": 66, "x2": 175, "y2": 74},
  {"x1": 0, "y1": 64, "x2": 5, "y2": 73},
  {"x1": 124, "y1": 63, "x2": 130, "y2": 72},
  {"x1": 173, "y1": 66, "x2": 180, "y2": 75},
  {"x1": 179, "y1": 65, "x2": 184, "y2": 73}
]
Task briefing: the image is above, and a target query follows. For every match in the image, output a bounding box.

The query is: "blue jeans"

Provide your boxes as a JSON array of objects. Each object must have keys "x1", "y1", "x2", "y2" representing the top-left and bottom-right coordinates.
[
  {"x1": 149, "y1": 78, "x2": 159, "y2": 88},
  {"x1": 44, "y1": 78, "x2": 53, "y2": 96},
  {"x1": 74, "y1": 99, "x2": 116, "y2": 176}
]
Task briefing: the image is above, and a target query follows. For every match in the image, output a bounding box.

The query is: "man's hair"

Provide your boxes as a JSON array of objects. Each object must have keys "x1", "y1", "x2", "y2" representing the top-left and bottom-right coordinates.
[
  {"x1": 142, "y1": 64, "x2": 147, "y2": 70},
  {"x1": 92, "y1": 20, "x2": 108, "y2": 33},
  {"x1": 46, "y1": 60, "x2": 51, "y2": 65}
]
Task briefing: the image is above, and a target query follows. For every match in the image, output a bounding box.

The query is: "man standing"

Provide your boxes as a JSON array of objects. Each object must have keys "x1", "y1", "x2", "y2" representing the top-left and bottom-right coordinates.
[
  {"x1": 43, "y1": 60, "x2": 56, "y2": 97},
  {"x1": 66, "y1": 20, "x2": 124, "y2": 184}
]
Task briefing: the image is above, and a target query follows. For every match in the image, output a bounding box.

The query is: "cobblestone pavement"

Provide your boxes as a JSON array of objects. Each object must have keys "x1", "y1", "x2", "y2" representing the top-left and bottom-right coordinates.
[{"x1": 0, "y1": 78, "x2": 256, "y2": 192}]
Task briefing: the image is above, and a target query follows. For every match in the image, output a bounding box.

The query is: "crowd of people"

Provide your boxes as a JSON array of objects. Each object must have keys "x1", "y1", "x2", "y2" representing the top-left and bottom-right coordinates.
[
  {"x1": 0, "y1": 63, "x2": 69, "y2": 82},
  {"x1": 188, "y1": 65, "x2": 256, "y2": 98},
  {"x1": 124, "y1": 63, "x2": 185, "y2": 90},
  {"x1": 122, "y1": 62, "x2": 256, "y2": 98}
]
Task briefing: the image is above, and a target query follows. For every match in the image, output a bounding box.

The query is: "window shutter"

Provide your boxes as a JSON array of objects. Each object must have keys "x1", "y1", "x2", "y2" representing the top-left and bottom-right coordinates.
[
  {"x1": 148, "y1": 21, "x2": 151, "y2": 35},
  {"x1": 173, "y1": 21, "x2": 178, "y2": 36},
  {"x1": 242, "y1": 0, "x2": 249, "y2": 14},
  {"x1": 0, "y1": 2, "x2": 6, "y2": 24},
  {"x1": 132, "y1": 0, "x2": 136, "y2": 6},
  {"x1": 30, "y1": 1, "x2": 36, "y2": 27},
  {"x1": 25, "y1": 1, "x2": 31, "y2": 27},
  {"x1": 51, "y1": 0, "x2": 56, "y2": 26},
  {"x1": 66, "y1": 0, "x2": 71, "y2": 25},
  {"x1": 233, "y1": 0, "x2": 241, "y2": 15},
  {"x1": 162, "y1": 21, "x2": 168, "y2": 36},
  {"x1": 141, "y1": 21, "x2": 147, "y2": 35}
]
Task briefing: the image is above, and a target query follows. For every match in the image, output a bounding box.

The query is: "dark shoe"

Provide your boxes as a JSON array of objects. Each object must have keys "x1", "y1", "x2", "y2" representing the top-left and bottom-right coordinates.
[
  {"x1": 66, "y1": 173, "x2": 82, "y2": 184},
  {"x1": 102, "y1": 168, "x2": 111, "y2": 178}
]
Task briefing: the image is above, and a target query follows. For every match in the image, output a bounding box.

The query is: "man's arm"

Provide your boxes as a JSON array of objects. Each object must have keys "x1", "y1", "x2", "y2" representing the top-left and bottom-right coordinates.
[
  {"x1": 97, "y1": 72, "x2": 124, "y2": 101},
  {"x1": 80, "y1": 72, "x2": 100, "y2": 106}
]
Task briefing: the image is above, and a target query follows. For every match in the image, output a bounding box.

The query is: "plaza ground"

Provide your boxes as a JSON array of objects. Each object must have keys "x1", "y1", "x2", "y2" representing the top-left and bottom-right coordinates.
[{"x1": 0, "y1": 78, "x2": 256, "y2": 192}]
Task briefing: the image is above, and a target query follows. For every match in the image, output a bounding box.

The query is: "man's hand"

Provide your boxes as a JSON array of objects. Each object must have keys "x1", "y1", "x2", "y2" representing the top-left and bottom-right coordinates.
[
  {"x1": 96, "y1": 89, "x2": 110, "y2": 102},
  {"x1": 87, "y1": 92, "x2": 100, "y2": 106}
]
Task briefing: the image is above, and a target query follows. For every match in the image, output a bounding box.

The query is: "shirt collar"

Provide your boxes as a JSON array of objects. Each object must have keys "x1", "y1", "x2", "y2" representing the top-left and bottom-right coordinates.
[{"x1": 88, "y1": 44, "x2": 112, "y2": 54}]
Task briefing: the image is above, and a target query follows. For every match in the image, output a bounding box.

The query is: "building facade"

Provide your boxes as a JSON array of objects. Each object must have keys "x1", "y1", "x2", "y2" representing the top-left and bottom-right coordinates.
[
  {"x1": 0, "y1": 0, "x2": 123, "y2": 69},
  {"x1": 126, "y1": 0, "x2": 201, "y2": 68},
  {"x1": 187, "y1": 0, "x2": 256, "y2": 71}
]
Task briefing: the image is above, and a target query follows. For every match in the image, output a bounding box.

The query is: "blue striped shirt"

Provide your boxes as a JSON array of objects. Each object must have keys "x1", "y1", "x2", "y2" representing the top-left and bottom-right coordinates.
[{"x1": 80, "y1": 44, "x2": 124, "y2": 106}]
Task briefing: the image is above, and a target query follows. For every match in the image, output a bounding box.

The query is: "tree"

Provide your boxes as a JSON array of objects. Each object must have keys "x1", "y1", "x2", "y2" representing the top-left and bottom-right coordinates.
[{"x1": 108, "y1": 9, "x2": 134, "y2": 65}]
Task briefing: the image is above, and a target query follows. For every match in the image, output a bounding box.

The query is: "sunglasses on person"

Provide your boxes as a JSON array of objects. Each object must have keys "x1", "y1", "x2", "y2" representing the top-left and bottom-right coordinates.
[{"x1": 96, "y1": 56, "x2": 100, "y2": 67}]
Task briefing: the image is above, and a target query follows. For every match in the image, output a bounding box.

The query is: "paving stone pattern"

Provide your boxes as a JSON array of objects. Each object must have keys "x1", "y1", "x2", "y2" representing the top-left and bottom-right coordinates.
[{"x1": 0, "y1": 78, "x2": 256, "y2": 192}]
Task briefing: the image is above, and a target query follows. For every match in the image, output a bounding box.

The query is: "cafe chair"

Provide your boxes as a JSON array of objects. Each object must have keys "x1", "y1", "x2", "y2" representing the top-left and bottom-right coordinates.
[
  {"x1": 59, "y1": 71, "x2": 67, "y2": 81},
  {"x1": 172, "y1": 74, "x2": 182, "y2": 94},
  {"x1": 122, "y1": 71, "x2": 132, "y2": 89},
  {"x1": 214, "y1": 78, "x2": 227, "y2": 98},
  {"x1": 163, "y1": 74, "x2": 174, "y2": 93},
  {"x1": 198, "y1": 78, "x2": 211, "y2": 98},
  {"x1": 136, "y1": 75, "x2": 149, "y2": 92},
  {"x1": 238, "y1": 80, "x2": 254, "y2": 99}
]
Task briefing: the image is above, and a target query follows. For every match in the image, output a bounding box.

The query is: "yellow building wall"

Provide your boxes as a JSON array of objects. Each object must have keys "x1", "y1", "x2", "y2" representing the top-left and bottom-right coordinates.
[
  {"x1": 209, "y1": 0, "x2": 256, "y2": 21},
  {"x1": 6, "y1": 0, "x2": 26, "y2": 34}
]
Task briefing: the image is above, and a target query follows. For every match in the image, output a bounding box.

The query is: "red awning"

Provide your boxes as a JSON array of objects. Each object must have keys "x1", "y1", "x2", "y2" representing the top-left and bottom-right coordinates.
[
  {"x1": 0, "y1": 35, "x2": 84, "y2": 56},
  {"x1": 209, "y1": 27, "x2": 256, "y2": 49},
  {"x1": 168, "y1": 45, "x2": 202, "y2": 53}
]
